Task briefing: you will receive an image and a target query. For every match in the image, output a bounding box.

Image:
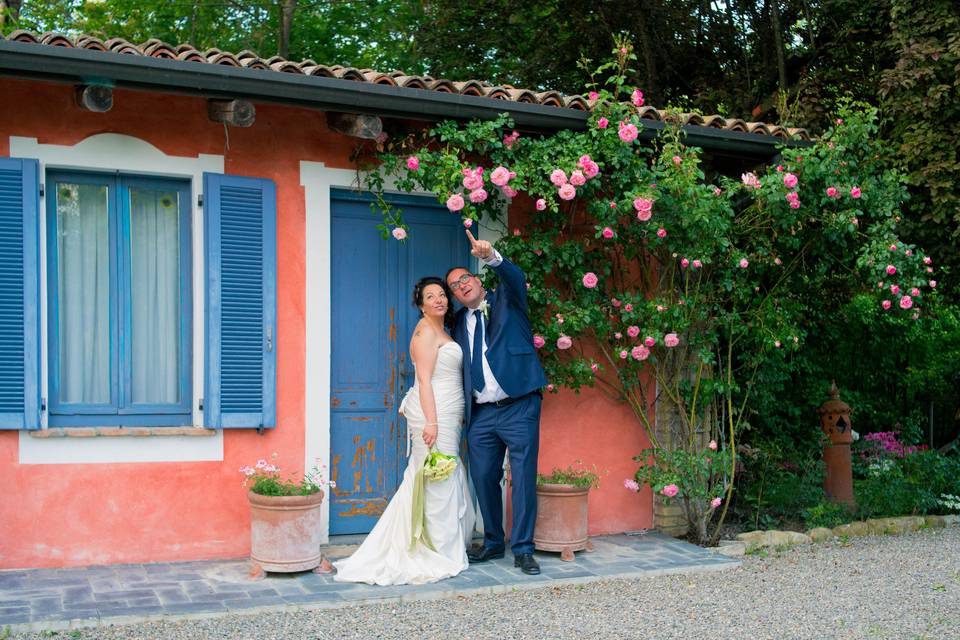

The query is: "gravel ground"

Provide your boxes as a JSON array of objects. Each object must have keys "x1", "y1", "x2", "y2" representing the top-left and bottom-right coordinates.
[{"x1": 12, "y1": 527, "x2": 960, "y2": 640}]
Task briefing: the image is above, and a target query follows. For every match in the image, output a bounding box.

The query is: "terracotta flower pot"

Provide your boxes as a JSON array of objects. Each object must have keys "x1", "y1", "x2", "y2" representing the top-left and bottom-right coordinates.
[
  {"x1": 533, "y1": 483, "x2": 594, "y2": 561},
  {"x1": 248, "y1": 490, "x2": 324, "y2": 575}
]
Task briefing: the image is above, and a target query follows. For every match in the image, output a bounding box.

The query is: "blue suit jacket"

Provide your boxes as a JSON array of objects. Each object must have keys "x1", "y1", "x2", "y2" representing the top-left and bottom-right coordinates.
[{"x1": 454, "y1": 257, "x2": 548, "y2": 427}]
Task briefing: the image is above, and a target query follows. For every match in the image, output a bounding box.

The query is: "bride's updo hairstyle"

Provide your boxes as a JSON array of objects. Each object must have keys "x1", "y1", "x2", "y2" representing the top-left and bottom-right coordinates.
[{"x1": 413, "y1": 276, "x2": 455, "y2": 329}]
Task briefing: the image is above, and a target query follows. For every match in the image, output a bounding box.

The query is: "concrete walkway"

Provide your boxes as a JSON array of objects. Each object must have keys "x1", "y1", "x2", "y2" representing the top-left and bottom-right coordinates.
[{"x1": 0, "y1": 532, "x2": 737, "y2": 633}]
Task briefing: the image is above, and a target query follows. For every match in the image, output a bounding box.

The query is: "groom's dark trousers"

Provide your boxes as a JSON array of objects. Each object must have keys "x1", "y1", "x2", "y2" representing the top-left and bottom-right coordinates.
[{"x1": 467, "y1": 392, "x2": 541, "y2": 555}]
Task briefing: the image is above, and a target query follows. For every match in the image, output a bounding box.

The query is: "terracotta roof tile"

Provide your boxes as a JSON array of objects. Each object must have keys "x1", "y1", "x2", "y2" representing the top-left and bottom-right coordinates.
[{"x1": 0, "y1": 30, "x2": 812, "y2": 140}]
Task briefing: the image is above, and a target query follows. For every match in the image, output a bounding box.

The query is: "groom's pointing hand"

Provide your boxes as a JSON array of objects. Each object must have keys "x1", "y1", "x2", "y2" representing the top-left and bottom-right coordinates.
[{"x1": 466, "y1": 229, "x2": 493, "y2": 260}]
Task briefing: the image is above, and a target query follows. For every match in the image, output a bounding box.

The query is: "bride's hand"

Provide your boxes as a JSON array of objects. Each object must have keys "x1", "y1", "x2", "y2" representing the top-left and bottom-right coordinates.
[{"x1": 422, "y1": 423, "x2": 438, "y2": 448}]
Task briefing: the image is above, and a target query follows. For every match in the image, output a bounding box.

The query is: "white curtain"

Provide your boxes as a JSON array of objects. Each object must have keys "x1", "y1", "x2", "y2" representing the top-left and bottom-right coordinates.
[
  {"x1": 57, "y1": 183, "x2": 110, "y2": 404},
  {"x1": 129, "y1": 187, "x2": 180, "y2": 404}
]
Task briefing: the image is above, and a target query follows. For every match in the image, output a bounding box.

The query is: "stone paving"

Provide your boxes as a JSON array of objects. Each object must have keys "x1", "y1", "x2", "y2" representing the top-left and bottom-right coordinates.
[{"x1": 0, "y1": 532, "x2": 738, "y2": 633}]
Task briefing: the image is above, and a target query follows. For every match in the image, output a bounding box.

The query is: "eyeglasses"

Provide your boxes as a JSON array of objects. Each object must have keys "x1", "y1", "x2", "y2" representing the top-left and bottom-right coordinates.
[{"x1": 448, "y1": 273, "x2": 475, "y2": 291}]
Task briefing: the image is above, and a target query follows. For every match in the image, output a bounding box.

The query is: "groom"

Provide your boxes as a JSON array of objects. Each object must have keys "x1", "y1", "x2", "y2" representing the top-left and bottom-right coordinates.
[{"x1": 447, "y1": 230, "x2": 548, "y2": 575}]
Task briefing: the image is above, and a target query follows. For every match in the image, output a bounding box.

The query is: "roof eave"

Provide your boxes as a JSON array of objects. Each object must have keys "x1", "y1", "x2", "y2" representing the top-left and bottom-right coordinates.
[{"x1": 0, "y1": 40, "x2": 811, "y2": 156}]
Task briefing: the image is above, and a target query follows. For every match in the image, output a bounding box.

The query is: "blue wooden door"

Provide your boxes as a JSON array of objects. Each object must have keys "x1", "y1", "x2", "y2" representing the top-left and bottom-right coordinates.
[{"x1": 329, "y1": 190, "x2": 471, "y2": 535}]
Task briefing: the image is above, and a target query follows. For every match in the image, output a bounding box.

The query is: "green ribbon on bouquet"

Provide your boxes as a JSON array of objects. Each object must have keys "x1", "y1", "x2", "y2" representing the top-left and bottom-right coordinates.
[{"x1": 409, "y1": 465, "x2": 436, "y2": 552}]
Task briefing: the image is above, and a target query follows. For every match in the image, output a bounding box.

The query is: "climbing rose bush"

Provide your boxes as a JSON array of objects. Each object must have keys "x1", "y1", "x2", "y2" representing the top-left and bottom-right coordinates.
[{"x1": 365, "y1": 44, "x2": 936, "y2": 544}]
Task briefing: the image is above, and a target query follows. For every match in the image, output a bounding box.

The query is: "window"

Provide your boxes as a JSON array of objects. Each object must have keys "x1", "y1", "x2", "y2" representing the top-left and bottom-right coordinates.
[{"x1": 46, "y1": 172, "x2": 192, "y2": 425}]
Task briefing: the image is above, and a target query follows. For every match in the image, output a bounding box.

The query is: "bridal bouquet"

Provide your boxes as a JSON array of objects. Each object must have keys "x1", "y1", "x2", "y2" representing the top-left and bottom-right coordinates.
[{"x1": 423, "y1": 450, "x2": 457, "y2": 481}]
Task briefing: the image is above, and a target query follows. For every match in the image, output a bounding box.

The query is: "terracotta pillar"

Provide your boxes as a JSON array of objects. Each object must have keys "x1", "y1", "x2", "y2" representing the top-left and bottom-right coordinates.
[{"x1": 816, "y1": 382, "x2": 855, "y2": 507}]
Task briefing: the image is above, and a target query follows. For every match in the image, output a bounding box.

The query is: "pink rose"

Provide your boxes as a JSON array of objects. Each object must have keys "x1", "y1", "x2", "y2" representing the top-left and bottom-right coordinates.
[
  {"x1": 602, "y1": 227, "x2": 614, "y2": 239},
  {"x1": 631, "y1": 89, "x2": 644, "y2": 106},
  {"x1": 924, "y1": 256, "x2": 932, "y2": 265},
  {"x1": 714, "y1": 187, "x2": 722, "y2": 196},
  {"x1": 741, "y1": 172, "x2": 761, "y2": 189},
  {"x1": 535, "y1": 198, "x2": 546, "y2": 211},
  {"x1": 406, "y1": 156, "x2": 420, "y2": 171},
  {"x1": 708, "y1": 440, "x2": 717, "y2": 450},
  {"x1": 611, "y1": 298, "x2": 621, "y2": 308},
  {"x1": 631, "y1": 345, "x2": 650, "y2": 361},
  {"x1": 692, "y1": 260, "x2": 702, "y2": 269},
  {"x1": 446, "y1": 193, "x2": 465, "y2": 212},
  {"x1": 774, "y1": 340, "x2": 782, "y2": 348},
  {"x1": 899, "y1": 295, "x2": 913, "y2": 310},
  {"x1": 633, "y1": 197, "x2": 653, "y2": 213},
  {"x1": 490, "y1": 166, "x2": 514, "y2": 187},
  {"x1": 739, "y1": 258, "x2": 749, "y2": 269},
  {"x1": 661, "y1": 484, "x2": 679, "y2": 498},
  {"x1": 783, "y1": 173, "x2": 798, "y2": 188},
  {"x1": 776, "y1": 165, "x2": 784, "y2": 172},
  {"x1": 627, "y1": 325, "x2": 640, "y2": 338},
  {"x1": 710, "y1": 497, "x2": 722, "y2": 509},
  {"x1": 557, "y1": 335, "x2": 573, "y2": 350},
  {"x1": 789, "y1": 200, "x2": 801, "y2": 209},
  {"x1": 774, "y1": 257, "x2": 783, "y2": 266},
  {"x1": 927, "y1": 267, "x2": 934, "y2": 273},
  {"x1": 852, "y1": 217, "x2": 859, "y2": 225},
  {"x1": 681, "y1": 258, "x2": 690, "y2": 268},
  {"x1": 609, "y1": 201, "x2": 617, "y2": 208},
  {"x1": 569, "y1": 170, "x2": 586, "y2": 187},
  {"x1": 591, "y1": 363, "x2": 599, "y2": 373},
  {"x1": 582, "y1": 272, "x2": 598, "y2": 288},
  {"x1": 558, "y1": 184, "x2": 577, "y2": 200},
  {"x1": 624, "y1": 303, "x2": 634, "y2": 312},
  {"x1": 664, "y1": 333, "x2": 680, "y2": 347},
  {"x1": 886, "y1": 265, "x2": 897, "y2": 275},
  {"x1": 550, "y1": 169, "x2": 568, "y2": 187},
  {"x1": 588, "y1": 91, "x2": 599, "y2": 100},
  {"x1": 619, "y1": 350, "x2": 628, "y2": 359},
  {"x1": 930, "y1": 280, "x2": 937, "y2": 288},
  {"x1": 910, "y1": 287, "x2": 920, "y2": 297},
  {"x1": 905, "y1": 249, "x2": 913, "y2": 257},
  {"x1": 618, "y1": 122, "x2": 639, "y2": 143},
  {"x1": 644, "y1": 336, "x2": 655, "y2": 347},
  {"x1": 469, "y1": 188, "x2": 488, "y2": 204},
  {"x1": 462, "y1": 174, "x2": 483, "y2": 191},
  {"x1": 597, "y1": 117, "x2": 609, "y2": 129},
  {"x1": 890, "y1": 284, "x2": 900, "y2": 294},
  {"x1": 502, "y1": 186, "x2": 518, "y2": 198},
  {"x1": 546, "y1": 384, "x2": 554, "y2": 392},
  {"x1": 826, "y1": 186, "x2": 838, "y2": 198},
  {"x1": 463, "y1": 218, "x2": 473, "y2": 228},
  {"x1": 614, "y1": 332, "x2": 622, "y2": 339},
  {"x1": 785, "y1": 191, "x2": 799, "y2": 202},
  {"x1": 882, "y1": 299, "x2": 892, "y2": 310},
  {"x1": 850, "y1": 186, "x2": 862, "y2": 198},
  {"x1": 533, "y1": 335, "x2": 546, "y2": 349},
  {"x1": 889, "y1": 244, "x2": 898, "y2": 251},
  {"x1": 624, "y1": 478, "x2": 640, "y2": 491},
  {"x1": 672, "y1": 155, "x2": 682, "y2": 165},
  {"x1": 656, "y1": 228, "x2": 667, "y2": 238},
  {"x1": 391, "y1": 227, "x2": 407, "y2": 240}
]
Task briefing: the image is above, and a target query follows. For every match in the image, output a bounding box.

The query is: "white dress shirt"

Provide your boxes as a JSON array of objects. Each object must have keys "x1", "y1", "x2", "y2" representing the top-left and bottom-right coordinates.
[{"x1": 466, "y1": 250, "x2": 509, "y2": 403}]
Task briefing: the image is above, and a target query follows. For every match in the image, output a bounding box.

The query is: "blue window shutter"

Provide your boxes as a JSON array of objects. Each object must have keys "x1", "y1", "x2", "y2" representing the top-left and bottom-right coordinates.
[
  {"x1": 0, "y1": 158, "x2": 41, "y2": 430},
  {"x1": 203, "y1": 173, "x2": 277, "y2": 429}
]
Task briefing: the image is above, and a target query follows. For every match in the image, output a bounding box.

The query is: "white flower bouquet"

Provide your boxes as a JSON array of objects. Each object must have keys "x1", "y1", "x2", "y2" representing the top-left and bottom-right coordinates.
[{"x1": 423, "y1": 450, "x2": 457, "y2": 482}]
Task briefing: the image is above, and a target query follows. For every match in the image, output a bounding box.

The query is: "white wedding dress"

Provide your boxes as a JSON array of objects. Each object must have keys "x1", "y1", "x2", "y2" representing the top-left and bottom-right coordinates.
[{"x1": 333, "y1": 341, "x2": 475, "y2": 585}]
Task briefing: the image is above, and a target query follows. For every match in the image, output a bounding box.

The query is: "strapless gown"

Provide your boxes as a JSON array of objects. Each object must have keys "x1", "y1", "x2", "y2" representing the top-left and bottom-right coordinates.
[{"x1": 333, "y1": 341, "x2": 475, "y2": 585}]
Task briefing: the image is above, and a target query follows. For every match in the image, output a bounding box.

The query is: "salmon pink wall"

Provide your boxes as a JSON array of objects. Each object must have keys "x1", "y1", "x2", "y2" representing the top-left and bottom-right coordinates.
[
  {"x1": 539, "y1": 388, "x2": 653, "y2": 534},
  {"x1": 0, "y1": 79, "x2": 348, "y2": 569}
]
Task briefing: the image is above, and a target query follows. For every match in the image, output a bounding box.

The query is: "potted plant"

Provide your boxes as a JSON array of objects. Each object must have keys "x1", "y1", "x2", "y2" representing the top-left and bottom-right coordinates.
[
  {"x1": 533, "y1": 463, "x2": 601, "y2": 561},
  {"x1": 239, "y1": 456, "x2": 334, "y2": 578}
]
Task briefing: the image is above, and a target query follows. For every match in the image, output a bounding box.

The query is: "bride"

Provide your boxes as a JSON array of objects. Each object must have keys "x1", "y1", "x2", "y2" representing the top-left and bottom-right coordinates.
[{"x1": 333, "y1": 276, "x2": 475, "y2": 585}]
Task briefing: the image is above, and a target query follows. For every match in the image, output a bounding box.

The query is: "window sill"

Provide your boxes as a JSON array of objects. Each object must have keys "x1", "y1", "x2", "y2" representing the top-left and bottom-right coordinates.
[{"x1": 29, "y1": 427, "x2": 217, "y2": 438}]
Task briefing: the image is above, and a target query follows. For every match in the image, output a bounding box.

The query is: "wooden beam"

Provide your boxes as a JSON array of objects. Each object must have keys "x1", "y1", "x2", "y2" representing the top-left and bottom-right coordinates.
[
  {"x1": 208, "y1": 98, "x2": 256, "y2": 127},
  {"x1": 326, "y1": 112, "x2": 382, "y2": 140},
  {"x1": 75, "y1": 84, "x2": 113, "y2": 112}
]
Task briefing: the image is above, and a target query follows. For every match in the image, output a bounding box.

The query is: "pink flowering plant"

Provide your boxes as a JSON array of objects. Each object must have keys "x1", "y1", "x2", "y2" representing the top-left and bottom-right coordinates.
[
  {"x1": 239, "y1": 454, "x2": 334, "y2": 497},
  {"x1": 363, "y1": 40, "x2": 936, "y2": 544}
]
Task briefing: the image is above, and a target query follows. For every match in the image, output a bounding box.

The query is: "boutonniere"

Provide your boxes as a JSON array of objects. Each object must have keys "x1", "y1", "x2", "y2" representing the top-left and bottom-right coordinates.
[{"x1": 478, "y1": 300, "x2": 490, "y2": 321}]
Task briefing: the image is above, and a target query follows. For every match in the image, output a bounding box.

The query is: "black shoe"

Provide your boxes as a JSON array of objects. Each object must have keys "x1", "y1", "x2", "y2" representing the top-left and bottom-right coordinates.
[
  {"x1": 467, "y1": 545, "x2": 505, "y2": 563},
  {"x1": 513, "y1": 553, "x2": 540, "y2": 575}
]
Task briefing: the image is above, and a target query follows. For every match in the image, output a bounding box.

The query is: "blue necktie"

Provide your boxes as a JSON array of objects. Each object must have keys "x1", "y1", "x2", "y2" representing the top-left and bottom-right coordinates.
[{"x1": 471, "y1": 310, "x2": 486, "y2": 393}]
